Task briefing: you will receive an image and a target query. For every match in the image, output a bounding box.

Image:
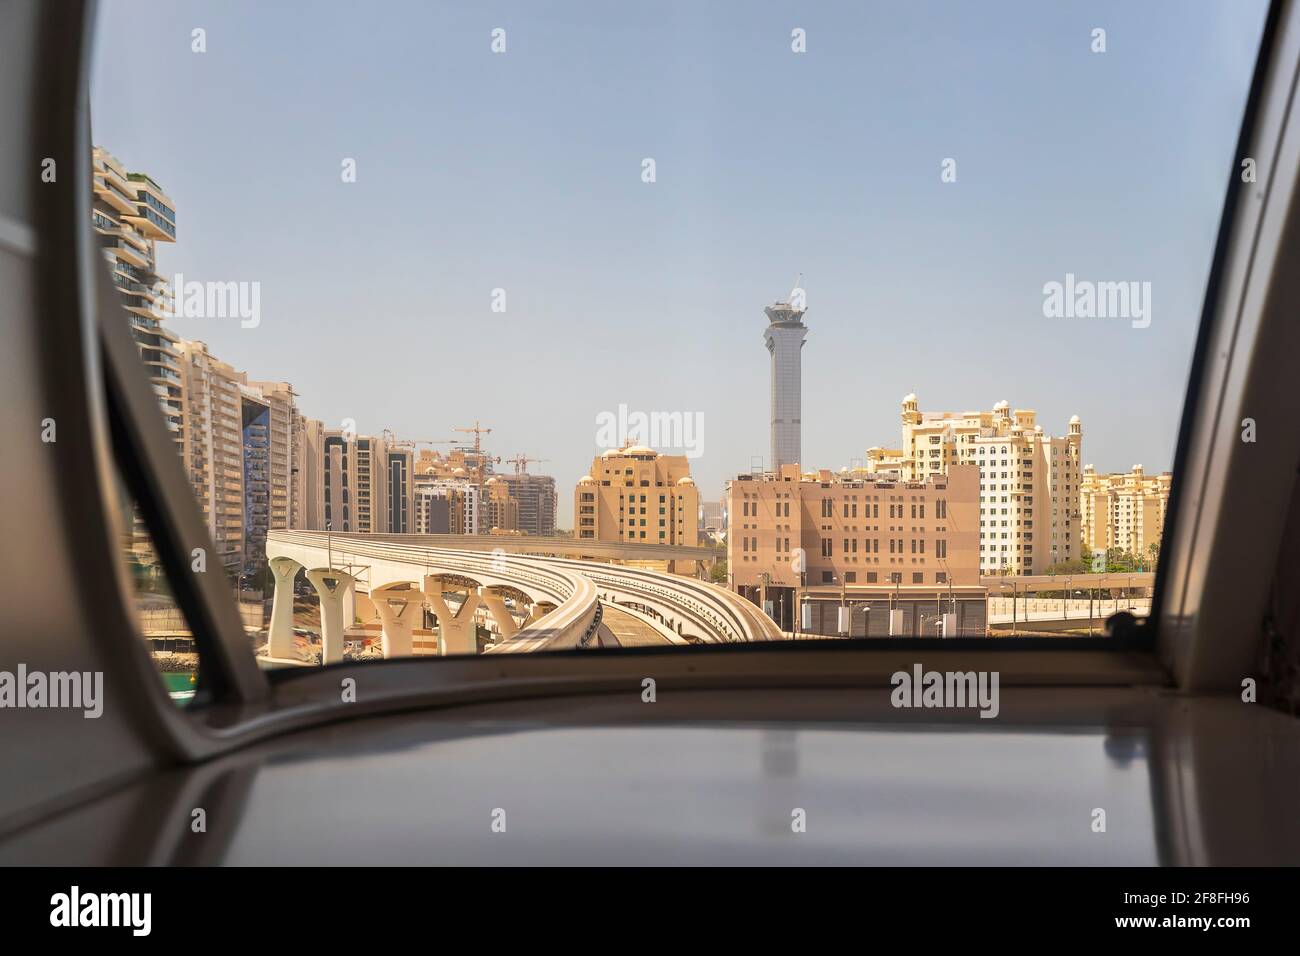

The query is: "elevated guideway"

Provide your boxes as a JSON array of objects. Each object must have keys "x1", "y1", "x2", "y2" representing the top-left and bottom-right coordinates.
[{"x1": 265, "y1": 531, "x2": 780, "y2": 663}]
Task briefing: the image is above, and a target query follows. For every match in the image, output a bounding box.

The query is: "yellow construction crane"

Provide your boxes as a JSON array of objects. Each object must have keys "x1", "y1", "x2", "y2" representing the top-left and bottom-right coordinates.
[
  {"x1": 381, "y1": 429, "x2": 455, "y2": 450},
  {"x1": 507, "y1": 454, "x2": 550, "y2": 475},
  {"x1": 449, "y1": 423, "x2": 503, "y2": 530},
  {"x1": 452, "y1": 421, "x2": 492, "y2": 452},
  {"x1": 451, "y1": 422, "x2": 501, "y2": 475}
]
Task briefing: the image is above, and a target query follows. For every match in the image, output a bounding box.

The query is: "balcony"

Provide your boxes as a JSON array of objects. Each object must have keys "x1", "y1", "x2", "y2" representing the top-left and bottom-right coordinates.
[
  {"x1": 108, "y1": 240, "x2": 150, "y2": 268},
  {"x1": 124, "y1": 204, "x2": 177, "y2": 241},
  {"x1": 93, "y1": 173, "x2": 137, "y2": 215}
]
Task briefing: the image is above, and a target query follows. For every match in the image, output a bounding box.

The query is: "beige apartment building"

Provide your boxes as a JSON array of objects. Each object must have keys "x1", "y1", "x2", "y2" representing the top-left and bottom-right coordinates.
[
  {"x1": 574, "y1": 446, "x2": 700, "y2": 545},
  {"x1": 414, "y1": 478, "x2": 474, "y2": 534},
  {"x1": 416, "y1": 448, "x2": 492, "y2": 483},
  {"x1": 1080, "y1": 464, "x2": 1172, "y2": 562},
  {"x1": 247, "y1": 381, "x2": 300, "y2": 534},
  {"x1": 296, "y1": 417, "x2": 326, "y2": 531},
  {"x1": 92, "y1": 147, "x2": 182, "y2": 441},
  {"x1": 323, "y1": 431, "x2": 395, "y2": 533},
  {"x1": 483, "y1": 477, "x2": 519, "y2": 533},
  {"x1": 727, "y1": 463, "x2": 982, "y2": 636},
  {"x1": 500, "y1": 471, "x2": 558, "y2": 536},
  {"x1": 866, "y1": 395, "x2": 1083, "y2": 575},
  {"x1": 177, "y1": 342, "x2": 247, "y2": 572},
  {"x1": 414, "y1": 450, "x2": 515, "y2": 534},
  {"x1": 178, "y1": 347, "x2": 317, "y2": 572},
  {"x1": 414, "y1": 480, "x2": 454, "y2": 534}
]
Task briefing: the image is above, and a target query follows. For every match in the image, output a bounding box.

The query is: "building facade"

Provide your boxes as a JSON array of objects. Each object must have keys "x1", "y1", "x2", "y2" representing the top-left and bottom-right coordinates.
[
  {"x1": 866, "y1": 396, "x2": 1083, "y2": 575},
  {"x1": 574, "y1": 446, "x2": 700, "y2": 545},
  {"x1": 323, "y1": 431, "x2": 394, "y2": 533},
  {"x1": 764, "y1": 300, "x2": 808, "y2": 471},
  {"x1": 239, "y1": 390, "x2": 271, "y2": 574},
  {"x1": 482, "y1": 476, "x2": 519, "y2": 533},
  {"x1": 501, "y1": 472, "x2": 557, "y2": 536},
  {"x1": 1079, "y1": 464, "x2": 1172, "y2": 562},
  {"x1": 246, "y1": 381, "x2": 299, "y2": 535},
  {"x1": 414, "y1": 482, "x2": 454, "y2": 534},
  {"x1": 385, "y1": 447, "x2": 415, "y2": 533},
  {"x1": 92, "y1": 147, "x2": 181, "y2": 441},
  {"x1": 295, "y1": 417, "x2": 325, "y2": 531},
  {"x1": 727, "y1": 463, "x2": 982, "y2": 635},
  {"x1": 177, "y1": 341, "x2": 247, "y2": 573}
]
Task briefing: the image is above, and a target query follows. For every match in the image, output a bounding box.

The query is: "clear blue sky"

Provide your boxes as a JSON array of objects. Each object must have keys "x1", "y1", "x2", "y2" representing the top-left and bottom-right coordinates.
[{"x1": 91, "y1": 0, "x2": 1268, "y2": 526}]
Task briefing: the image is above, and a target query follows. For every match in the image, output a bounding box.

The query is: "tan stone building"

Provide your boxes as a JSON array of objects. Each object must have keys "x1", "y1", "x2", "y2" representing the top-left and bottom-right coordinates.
[
  {"x1": 866, "y1": 395, "x2": 1083, "y2": 575},
  {"x1": 413, "y1": 478, "x2": 464, "y2": 534},
  {"x1": 726, "y1": 464, "x2": 981, "y2": 634},
  {"x1": 482, "y1": 476, "x2": 519, "y2": 533},
  {"x1": 322, "y1": 431, "x2": 400, "y2": 533},
  {"x1": 574, "y1": 446, "x2": 700, "y2": 545},
  {"x1": 1080, "y1": 464, "x2": 1172, "y2": 562},
  {"x1": 414, "y1": 450, "x2": 519, "y2": 534},
  {"x1": 177, "y1": 341, "x2": 246, "y2": 572},
  {"x1": 296, "y1": 417, "x2": 325, "y2": 531}
]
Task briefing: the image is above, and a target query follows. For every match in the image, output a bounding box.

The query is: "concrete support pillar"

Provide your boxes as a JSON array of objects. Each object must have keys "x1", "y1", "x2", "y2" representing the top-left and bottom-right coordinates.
[
  {"x1": 266, "y1": 556, "x2": 303, "y2": 660},
  {"x1": 526, "y1": 602, "x2": 557, "y2": 627},
  {"x1": 371, "y1": 583, "x2": 421, "y2": 658},
  {"x1": 422, "y1": 575, "x2": 483, "y2": 656},
  {"x1": 481, "y1": 588, "x2": 520, "y2": 640},
  {"x1": 343, "y1": 587, "x2": 356, "y2": 629},
  {"x1": 305, "y1": 568, "x2": 357, "y2": 664}
]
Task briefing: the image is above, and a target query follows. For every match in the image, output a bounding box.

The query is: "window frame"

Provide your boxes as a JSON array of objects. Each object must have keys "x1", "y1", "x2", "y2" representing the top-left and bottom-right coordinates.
[{"x1": 56, "y1": 0, "x2": 1299, "y2": 762}]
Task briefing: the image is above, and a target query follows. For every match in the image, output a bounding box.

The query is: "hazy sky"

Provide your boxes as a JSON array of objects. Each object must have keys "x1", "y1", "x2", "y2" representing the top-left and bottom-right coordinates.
[{"x1": 91, "y1": 0, "x2": 1268, "y2": 525}]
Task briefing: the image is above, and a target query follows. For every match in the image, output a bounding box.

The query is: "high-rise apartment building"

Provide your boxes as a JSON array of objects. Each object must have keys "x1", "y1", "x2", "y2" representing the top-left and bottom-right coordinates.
[
  {"x1": 501, "y1": 472, "x2": 557, "y2": 536},
  {"x1": 178, "y1": 341, "x2": 247, "y2": 573},
  {"x1": 574, "y1": 446, "x2": 700, "y2": 545},
  {"x1": 414, "y1": 474, "x2": 478, "y2": 534},
  {"x1": 414, "y1": 482, "x2": 453, "y2": 534},
  {"x1": 323, "y1": 431, "x2": 392, "y2": 533},
  {"x1": 727, "y1": 463, "x2": 982, "y2": 635},
  {"x1": 246, "y1": 381, "x2": 300, "y2": 534},
  {"x1": 296, "y1": 417, "x2": 325, "y2": 531},
  {"x1": 867, "y1": 396, "x2": 1083, "y2": 575},
  {"x1": 92, "y1": 147, "x2": 181, "y2": 440},
  {"x1": 179, "y1": 346, "x2": 316, "y2": 571},
  {"x1": 482, "y1": 477, "x2": 519, "y2": 533},
  {"x1": 764, "y1": 299, "x2": 808, "y2": 471},
  {"x1": 413, "y1": 448, "x2": 519, "y2": 534},
  {"x1": 385, "y1": 446, "x2": 415, "y2": 533},
  {"x1": 1079, "y1": 464, "x2": 1172, "y2": 561},
  {"x1": 240, "y1": 390, "x2": 271, "y2": 574}
]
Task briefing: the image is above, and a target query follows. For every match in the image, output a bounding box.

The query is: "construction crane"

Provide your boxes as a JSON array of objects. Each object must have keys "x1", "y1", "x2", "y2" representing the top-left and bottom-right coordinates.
[
  {"x1": 452, "y1": 421, "x2": 492, "y2": 452},
  {"x1": 451, "y1": 423, "x2": 501, "y2": 476},
  {"x1": 507, "y1": 454, "x2": 550, "y2": 475},
  {"x1": 381, "y1": 429, "x2": 456, "y2": 450},
  {"x1": 450, "y1": 422, "x2": 501, "y2": 531}
]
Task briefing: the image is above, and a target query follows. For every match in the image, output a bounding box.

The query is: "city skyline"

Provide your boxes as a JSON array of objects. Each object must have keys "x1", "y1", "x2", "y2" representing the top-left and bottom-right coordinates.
[{"x1": 90, "y1": 0, "x2": 1268, "y2": 526}]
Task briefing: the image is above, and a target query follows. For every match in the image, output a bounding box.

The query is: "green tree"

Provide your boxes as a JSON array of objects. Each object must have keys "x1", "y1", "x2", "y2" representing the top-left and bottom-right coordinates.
[{"x1": 709, "y1": 559, "x2": 728, "y2": 585}]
